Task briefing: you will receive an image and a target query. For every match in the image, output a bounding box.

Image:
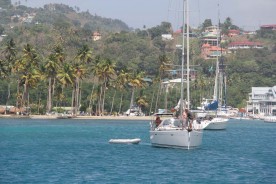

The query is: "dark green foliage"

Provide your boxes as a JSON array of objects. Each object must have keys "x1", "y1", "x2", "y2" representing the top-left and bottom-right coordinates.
[{"x1": 0, "y1": 0, "x2": 11, "y2": 9}]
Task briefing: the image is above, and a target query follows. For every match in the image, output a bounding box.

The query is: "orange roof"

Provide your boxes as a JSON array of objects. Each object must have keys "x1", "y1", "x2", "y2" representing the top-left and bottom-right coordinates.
[
  {"x1": 202, "y1": 43, "x2": 211, "y2": 48},
  {"x1": 209, "y1": 46, "x2": 225, "y2": 51}
]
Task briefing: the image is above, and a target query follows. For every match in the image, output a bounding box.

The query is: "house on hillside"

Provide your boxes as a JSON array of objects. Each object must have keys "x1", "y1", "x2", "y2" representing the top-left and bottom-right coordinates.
[
  {"x1": 92, "y1": 32, "x2": 101, "y2": 41},
  {"x1": 228, "y1": 29, "x2": 240, "y2": 37},
  {"x1": 201, "y1": 26, "x2": 220, "y2": 46},
  {"x1": 228, "y1": 41, "x2": 263, "y2": 53},
  {"x1": 201, "y1": 43, "x2": 226, "y2": 59},
  {"x1": 260, "y1": 24, "x2": 276, "y2": 31},
  {"x1": 204, "y1": 26, "x2": 219, "y2": 34},
  {"x1": 246, "y1": 86, "x2": 276, "y2": 116},
  {"x1": 162, "y1": 34, "x2": 173, "y2": 41}
]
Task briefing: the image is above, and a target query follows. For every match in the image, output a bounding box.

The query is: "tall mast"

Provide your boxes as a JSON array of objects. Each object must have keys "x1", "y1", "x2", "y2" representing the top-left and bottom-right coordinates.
[
  {"x1": 180, "y1": 0, "x2": 186, "y2": 115},
  {"x1": 213, "y1": 1, "x2": 220, "y2": 101},
  {"x1": 186, "y1": 0, "x2": 190, "y2": 109}
]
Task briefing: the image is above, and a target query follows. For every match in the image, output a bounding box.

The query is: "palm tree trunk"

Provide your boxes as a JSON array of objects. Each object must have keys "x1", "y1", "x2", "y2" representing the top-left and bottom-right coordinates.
[
  {"x1": 119, "y1": 93, "x2": 123, "y2": 115},
  {"x1": 98, "y1": 86, "x2": 103, "y2": 115},
  {"x1": 16, "y1": 78, "x2": 20, "y2": 108},
  {"x1": 88, "y1": 84, "x2": 95, "y2": 115},
  {"x1": 71, "y1": 85, "x2": 75, "y2": 115},
  {"x1": 79, "y1": 80, "x2": 82, "y2": 112},
  {"x1": 5, "y1": 83, "x2": 11, "y2": 115},
  {"x1": 101, "y1": 79, "x2": 107, "y2": 115},
  {"x1": 75, "y1": 78, "x2": 80, "y2": 115},
  {"x1": 110, "y1": 90, "x2": 116, "y2": 115},
  {"x1": 129, "y1": 88, "x2": 135, "y2": 115},
  {"x1": 47, "y1": 77, "x2": 52, "y2": 113}
]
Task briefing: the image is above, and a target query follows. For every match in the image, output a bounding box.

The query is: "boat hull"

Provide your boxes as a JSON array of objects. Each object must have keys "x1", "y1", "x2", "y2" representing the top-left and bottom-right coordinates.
[
  {"x1": 204, "y1": 118, "x2": 228, "y2": 130},
  {"x1": 150, "y1": 129, "x2": 203, "y2": 149},
  {"x1": 204, "y1": 121, "x2": 227, "y2": 130},
  {"x1": 263, "y1": 116, "x2": 276, "y2": 123}
]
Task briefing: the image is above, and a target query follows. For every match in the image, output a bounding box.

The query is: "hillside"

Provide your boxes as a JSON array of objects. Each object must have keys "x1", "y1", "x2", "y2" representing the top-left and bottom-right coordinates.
[{"x1": 0, "y1": 2, "x2": 275, "y2": 115}]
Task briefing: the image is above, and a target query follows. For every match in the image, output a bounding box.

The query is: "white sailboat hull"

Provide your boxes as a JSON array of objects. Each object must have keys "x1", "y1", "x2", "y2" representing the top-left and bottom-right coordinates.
[
  {"x1": 204, "y1": 118, "x2": 228, "y2": 130},
  {"x1": 150, "y1": 129, "x2": 203, "y2": 149}
]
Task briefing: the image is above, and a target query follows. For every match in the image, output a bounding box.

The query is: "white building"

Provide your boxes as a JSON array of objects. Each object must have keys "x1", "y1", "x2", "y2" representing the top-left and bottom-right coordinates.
[{"x1": 246, "y1": 86, "x2": 276, "y2": 116}]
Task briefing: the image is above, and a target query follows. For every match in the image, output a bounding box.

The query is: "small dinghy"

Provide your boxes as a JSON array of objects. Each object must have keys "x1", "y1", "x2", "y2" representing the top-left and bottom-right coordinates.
[{"x1": 109, "y1": 138, "x2": 141, "y2": 144}]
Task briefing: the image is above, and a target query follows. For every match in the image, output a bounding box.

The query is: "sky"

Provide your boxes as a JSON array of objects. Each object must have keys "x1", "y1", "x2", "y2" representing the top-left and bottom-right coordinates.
[{"x1": 11, "y1": 0, "x2": 276, "y2": 31}]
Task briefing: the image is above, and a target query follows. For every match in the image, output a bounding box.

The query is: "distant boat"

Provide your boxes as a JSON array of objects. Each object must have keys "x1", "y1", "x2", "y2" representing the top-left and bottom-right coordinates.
[
  {"x1": 196, "y1": 8, "x2": 229, "y2": 130},
  {"x1": 263, "y1": 116, "x2": 276, "y2": 123},
  {"x1": 109, "y1": 138, "x2": 141, "y2": 144},
  {"x1": 56, "y1": 113, "x2": 73, "y2": 119}
]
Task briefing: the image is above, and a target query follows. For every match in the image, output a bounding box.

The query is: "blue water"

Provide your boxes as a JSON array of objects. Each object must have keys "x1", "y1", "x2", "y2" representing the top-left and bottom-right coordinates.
[{"x1": 0, "y1": 118, "x2": 275, "y2": 184}]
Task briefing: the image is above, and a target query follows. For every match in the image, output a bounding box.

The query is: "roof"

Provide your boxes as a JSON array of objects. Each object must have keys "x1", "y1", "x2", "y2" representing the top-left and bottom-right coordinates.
[
  {"x1": 202, "y1": 43, "x2": 211, "y2": 48},
  {"x1": 252, "y1": 86, "x2": 276, "y2": 98},
  {"x1": 209, "y1": 46, "x2": 225, "y2": 51},
  {"x1": 260, "y1": 24, "x2": 276, "y2": 28},
  {"x1": 228, "y1": 29, "x2": 240, "y2": 34},
  {"x1": 229, "y1": 41, "x2": 263, "y2": 46}
]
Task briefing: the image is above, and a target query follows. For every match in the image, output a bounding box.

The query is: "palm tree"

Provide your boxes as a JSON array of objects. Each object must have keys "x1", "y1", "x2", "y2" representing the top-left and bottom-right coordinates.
[
  {"x1": 21, "y1": 68, "x2": 41, "y2": 110},
  {"x1": 71, "y1": 62, "x2": 86, "y2": 115},
  {"x1": 57, "y1": 63, "x2": 75, "y2": 113},
  {"x1": 128, "y1": 71, "x2": 146, "y2": 114},
  {"x1": 2, "y1": 39, "x2": 17, "y2": 113},
  {"x1": 96, "y1": 58, "x2": 116, "y2": 115},
  {"x1": 74, "y1": 44, "x2": 93, "y2": 114},
  {"x1": 114, "y1": 69, "x2": 130, "y2": 114},
  {"x1": 75, "y1": 44, "x2": 93, "y2": 64},
  {"x1": 136, "y1": 94, "x2": 149, "y2": 115},
  {"x1": 44, "y1": 54, "x2": 59, "y2": 113},
  {"x1": 20, "y1": 44, "x2": 41, "y2": 111}
]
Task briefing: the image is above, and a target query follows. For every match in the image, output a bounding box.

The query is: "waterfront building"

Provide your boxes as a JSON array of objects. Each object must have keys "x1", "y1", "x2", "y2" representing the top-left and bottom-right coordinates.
[{"x1": 246, "y1": 86, "x2": 276, "y2": 116}]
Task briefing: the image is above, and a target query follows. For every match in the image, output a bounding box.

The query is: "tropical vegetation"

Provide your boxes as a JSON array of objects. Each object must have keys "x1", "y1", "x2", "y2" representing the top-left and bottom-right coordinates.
[{"x1": 0, "y1": 1, "x2": 275, "y2": 116}]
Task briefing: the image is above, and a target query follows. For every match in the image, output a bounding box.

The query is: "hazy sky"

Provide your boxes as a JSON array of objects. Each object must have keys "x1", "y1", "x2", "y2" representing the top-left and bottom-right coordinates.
[{"x1": 12, "y1": 0, "x2": 276, "y2": 31}]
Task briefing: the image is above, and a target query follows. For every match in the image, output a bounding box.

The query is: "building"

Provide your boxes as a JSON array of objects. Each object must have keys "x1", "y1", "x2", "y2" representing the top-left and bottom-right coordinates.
[
  {"x1": 162, "y1": 34, "x2": 173, "y2": 41},
  {"x1": 201, "y1": 26, "x2": 221, "y2": 46},
  {"x1": 228, "y1": 29, "x2": 240, "y2": 37},
  {"x1": 201, "y1": 32, "x2": 219, "y2": 46},
  {"x1": 201, "y1": 43, "x2": 226, "y2": 59},
  {"x1": 204, "y1": 26, "x2": 219, "y2": 34},
  {"x1": 228, "y1": 41, "x2": 263, "y2": 52},
  {"x1": 246, "y1": 86, "x2": 276, "y2": 116},
  {"x1": 260, "y1": 24, "x2": 276, "y2": 31},
  {"x1": 92, "y1": 32, "x2": 101, "y2": 41}
]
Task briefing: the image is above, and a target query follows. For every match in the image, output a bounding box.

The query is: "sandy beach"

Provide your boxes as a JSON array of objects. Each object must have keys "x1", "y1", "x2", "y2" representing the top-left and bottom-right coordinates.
[{"x1": 0, "y1": 114, "x2": 152, "y2": 121}]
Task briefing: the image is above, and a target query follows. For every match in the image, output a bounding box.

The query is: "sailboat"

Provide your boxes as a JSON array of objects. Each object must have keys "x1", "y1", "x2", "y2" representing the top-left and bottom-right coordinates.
[
  {"x1": 150, "y1": 0, "x2": 203, "y2": 149},
  {"x1": 196, "y1": 10, "x2": 229, "y2": 130}
]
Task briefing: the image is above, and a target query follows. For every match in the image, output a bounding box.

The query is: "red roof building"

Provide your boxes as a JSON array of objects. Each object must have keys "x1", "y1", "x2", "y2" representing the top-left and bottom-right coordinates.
[
  {"x1": 228, "y1": 29, "x2": 240, "y2": 37},
  {"x1": 228, "y1": 41, "x2": 263, "y2": 51},
  {"x1": 201, "y1": 43, "x2": 226, "y2": 59},
  {"x1": 260, "y1": 24, "x2": 276, "y2": 30}
]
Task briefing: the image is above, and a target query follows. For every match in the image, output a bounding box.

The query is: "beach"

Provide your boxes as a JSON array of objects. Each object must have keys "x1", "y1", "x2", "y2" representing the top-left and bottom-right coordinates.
[{"x1": 0, "y1": 114, "x2": 152, "y2": 121}]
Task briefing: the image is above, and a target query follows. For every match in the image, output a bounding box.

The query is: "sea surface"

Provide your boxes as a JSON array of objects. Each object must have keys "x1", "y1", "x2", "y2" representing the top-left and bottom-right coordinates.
[{"x1": 0, "y1": 118, "x2": 275, "y2": 184}]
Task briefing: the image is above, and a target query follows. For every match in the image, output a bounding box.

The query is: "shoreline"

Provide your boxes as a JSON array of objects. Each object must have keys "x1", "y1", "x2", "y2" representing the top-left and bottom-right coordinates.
[{"x1": 0, "y1": 114, "x2": 152, "y2": 121}]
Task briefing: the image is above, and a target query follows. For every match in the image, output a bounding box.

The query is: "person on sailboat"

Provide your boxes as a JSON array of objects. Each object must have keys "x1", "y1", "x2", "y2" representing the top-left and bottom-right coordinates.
[
  {"x1": 183, "y1": 109, "x2": 193, "y2": 130},
  {"x1": 155, "y1": 116, "x2": 162, "y2": 127}
]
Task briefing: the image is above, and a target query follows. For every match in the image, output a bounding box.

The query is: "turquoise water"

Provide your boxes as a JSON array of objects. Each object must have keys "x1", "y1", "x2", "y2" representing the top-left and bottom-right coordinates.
[{"x1": 0, "y1": 118, "x2": 275, "y2": 184}]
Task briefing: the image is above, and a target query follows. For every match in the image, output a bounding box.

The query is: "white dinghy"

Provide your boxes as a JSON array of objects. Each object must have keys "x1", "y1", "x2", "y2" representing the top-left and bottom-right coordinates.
[{"x1": 109, "y1": 138, "x2": 141, "y2": 144}]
